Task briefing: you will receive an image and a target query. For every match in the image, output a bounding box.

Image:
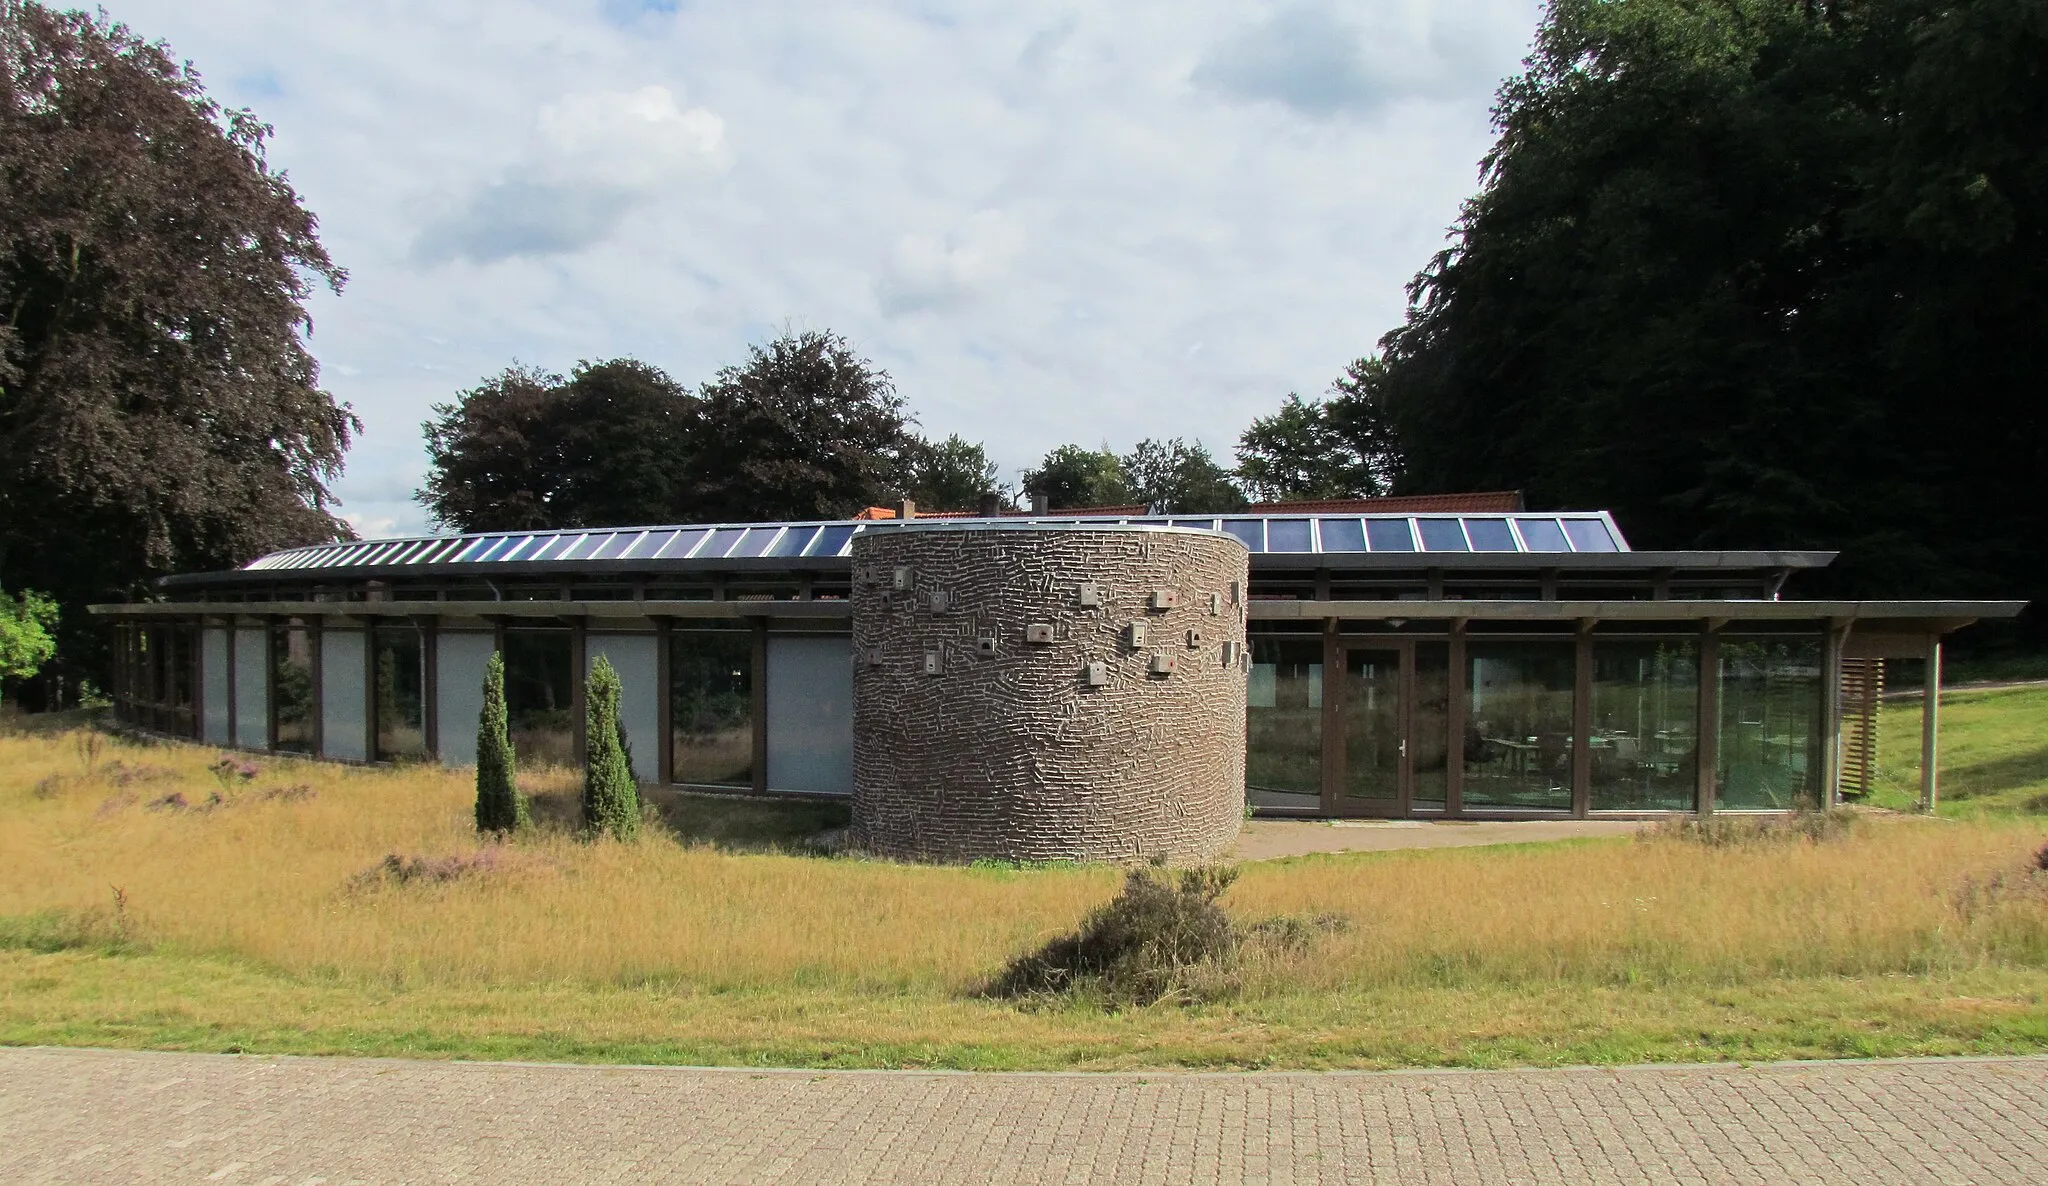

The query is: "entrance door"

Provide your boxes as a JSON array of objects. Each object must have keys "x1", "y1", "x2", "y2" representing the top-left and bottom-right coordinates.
[{"x1": 1329, "y1": 644, "x2": 1409, "y2": 816}]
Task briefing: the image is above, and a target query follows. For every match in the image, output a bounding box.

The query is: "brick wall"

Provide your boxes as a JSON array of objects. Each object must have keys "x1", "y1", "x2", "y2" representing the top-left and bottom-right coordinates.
[{"x1": 850, "y1": 525, "x2": 1249, "y2": 863}]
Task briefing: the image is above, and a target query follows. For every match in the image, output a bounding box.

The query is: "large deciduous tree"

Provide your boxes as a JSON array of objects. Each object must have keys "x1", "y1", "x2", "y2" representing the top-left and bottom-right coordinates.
[
  {"x1": 1235, "y1": 358, "x2": 1403, "y2": 502},
  {"x1": 1370, "y1": 0, "x2": 2046, "y2": 614},
  {"x1": 902, "y1": 433, "x2": 1004, "y2": 511},
  {"x1": 1120, "y1": 438, "x2": 1246, "y2": 514},
  {"x1": 0, "y1": 2, "x2": 355, "y2": 703},
  {"x1": 1021, "y1": 444, "x2": 1134, "y2": 509}
]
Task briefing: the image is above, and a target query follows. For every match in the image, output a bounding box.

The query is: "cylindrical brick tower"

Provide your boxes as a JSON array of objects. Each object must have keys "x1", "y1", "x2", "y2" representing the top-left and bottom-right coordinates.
[{"x1": 849, "y1": 523, "x2": 1249, "y2": 863}]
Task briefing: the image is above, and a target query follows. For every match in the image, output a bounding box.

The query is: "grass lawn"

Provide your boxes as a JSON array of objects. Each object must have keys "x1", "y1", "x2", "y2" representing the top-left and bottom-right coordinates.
[{"x1": 3, "y1": 691, "x2": 2046, "y2": 1071}]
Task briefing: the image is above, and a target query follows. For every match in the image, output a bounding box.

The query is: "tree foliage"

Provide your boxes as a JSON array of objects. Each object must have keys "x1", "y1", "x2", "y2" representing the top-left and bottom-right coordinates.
[
  {"x1": 1235, "y1": 358, "x2": 1402, "y2": 502},
  {"x1": 474, "y1": 651, "x2": 528, "y2": 835},
  {"x1": 0, "y1": 2, "x2": 355, "y2": 700},
  {"x1": 581, "y1": 655, "x2": 639, "y2": 841},
  {"x1": 1120, "y1": 438, "x2": 1246, "y2": 514},
  {"x1": 1370, "y1": 0, "x2": 2047, "y2": 606},
  {"x1": 902, "y1": 433, "x2": 1004, "y2": 511},
  {"x1": 0, "y1": 583, "x2": 56, "y2": 703},
  {"x1": 1021, "y1": 444, "x2": 1133, "y2": 509}
]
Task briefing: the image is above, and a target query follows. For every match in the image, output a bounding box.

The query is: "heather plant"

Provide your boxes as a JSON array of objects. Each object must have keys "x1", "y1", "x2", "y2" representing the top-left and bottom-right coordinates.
[
  {"x1": 986, "y1": 865, "x2": 1242, "y2": 1006},
  {"x1": 581, "y1": 655, "x2": 639, "y2": 841},
  {"x1": 474, "y1": 652, "x2": 528, "y2": 834}
]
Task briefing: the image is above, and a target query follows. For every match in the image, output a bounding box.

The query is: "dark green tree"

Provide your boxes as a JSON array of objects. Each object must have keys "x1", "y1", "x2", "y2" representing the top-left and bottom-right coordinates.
[
  {"x1": 581, "y1": 655, "x2": 639, "y2": 841},
  {"x1": 1370, "y1": 0, "x2": 2047, "y2": 618},
  {"x1": 474, "y1": 651, "x2": 528, "y2": 834},
  {"x1": 1120, "y1": 438, "x2": 1246, "y2": 514},
  {"x1": 1021, "y1": 444, "x2": 1134, "y2": 509},
  {"x1": 684, "y1": 330, "x2": 920, "y2": 523},
  {"x1": 419, "y1": 359, "x2": 695, "y2": 533},
  {"x1": 0, "y1": 583, "x2": 57, "y2": 706},
  {"x1": 903, "y1": 433, "x2": 1005, "y2": 511},
  {"x1": 1236, "y1": 359, "x2": 1404, "y2": 502},
  {"x1": 0, "y1": 2, "x2": 356, "y2": 705}
]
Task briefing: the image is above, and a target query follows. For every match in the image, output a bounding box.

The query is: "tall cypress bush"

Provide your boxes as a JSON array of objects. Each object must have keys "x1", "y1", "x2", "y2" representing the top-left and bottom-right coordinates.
[
  {"x1": 474, "y1": 651, "x2": 528, "y2": 834},
  {"x1": 581, "y1": 655, "x2": 639, "y2": 840}
]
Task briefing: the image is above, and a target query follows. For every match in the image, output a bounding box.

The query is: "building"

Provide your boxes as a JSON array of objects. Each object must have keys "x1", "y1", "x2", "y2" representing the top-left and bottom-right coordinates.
[{"x1": 94, "y1": 498, "x2": 2023, "y2": 819}]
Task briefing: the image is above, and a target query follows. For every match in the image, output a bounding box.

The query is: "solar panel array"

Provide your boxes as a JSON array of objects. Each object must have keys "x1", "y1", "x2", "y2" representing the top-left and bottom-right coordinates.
[{"x1": 241, "y1": 514, "x2": 1627, "y2": 572}]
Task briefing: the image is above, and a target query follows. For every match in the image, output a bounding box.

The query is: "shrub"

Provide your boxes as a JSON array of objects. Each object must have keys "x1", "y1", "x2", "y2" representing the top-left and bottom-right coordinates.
[
  {"x1": 474, "y1": 651, "x2": 529, "y2": 834},
  {"x1": 1643, "y1": 807, "x2": 1858, "y2": 848},
  {"x1": 581, "y1": 655, "x2": 639, "y2": 841},
  {"x1": 347, "y1": 850, "x2": 514, "y2": 892},
  {"x1": 986, "y1": 866, "x2": 1242, "y2": 1006}
]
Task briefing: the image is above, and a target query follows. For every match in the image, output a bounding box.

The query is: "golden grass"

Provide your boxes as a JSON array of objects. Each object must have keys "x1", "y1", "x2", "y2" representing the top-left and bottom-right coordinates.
[{"x1": 4, "y1": 722, "x2": 2048, "y2": 1068}]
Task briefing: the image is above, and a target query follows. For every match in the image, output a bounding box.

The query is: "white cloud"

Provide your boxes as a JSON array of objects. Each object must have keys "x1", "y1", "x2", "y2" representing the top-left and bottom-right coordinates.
[
  {"x1": 107, "y1": 0, "x2": 1546, "y2": 539},
  {"x1": 1193, "y1": 2, "x2": 1529, "y2": 117}
]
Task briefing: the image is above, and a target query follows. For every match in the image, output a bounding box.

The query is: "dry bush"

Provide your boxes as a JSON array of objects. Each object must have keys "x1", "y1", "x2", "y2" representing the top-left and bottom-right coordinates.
[
  {"x1": 1642, "y1": 807, "x2": 1859, "y2": 848},
  {"x1": 986, "y1": 866, "x2": 1241, "y2": 1006}
]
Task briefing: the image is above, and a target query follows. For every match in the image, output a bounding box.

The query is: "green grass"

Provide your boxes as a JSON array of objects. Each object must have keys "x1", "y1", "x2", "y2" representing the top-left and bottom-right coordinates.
[{"x1": 1867, "y1": 685, "x2": 2048, "y2": 818}]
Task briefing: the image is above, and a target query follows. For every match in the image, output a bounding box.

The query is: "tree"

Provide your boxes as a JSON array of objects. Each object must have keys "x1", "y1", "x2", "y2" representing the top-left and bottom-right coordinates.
[
  {"x1": 419, "y1": 359, "x2": 695, "y2": 532},
  {"x1": 474, "y1": 651, "x2": 528, "y2": 835},
  {"x1": 581, "y1": 655, "x2": 639, "y2": 841},
  {"x1": 1021, "y1": 445, "x2": 1134, "y2": 509},
  {"x1": 1120, "y1": 438, "x2": 1246, "y2": 514},
  {"x1": 1236, "y1": 360, "x2": 1403, "y2": 502},
  {"x1": 903, "y1": 433, "x2": 1004, "y2": 511},
  {"x1": 1368, "y1": 0, "x2": 2047, "y2": 619},
  {"x1": 0, "y1": 583, "x2": 56, "y2": 706},
  {"x1": 0, "y1": 3, "x2": 356, "y2": 705},
  {"x1": 684, "y1": 330, "x2": 920, "y2": 523}
]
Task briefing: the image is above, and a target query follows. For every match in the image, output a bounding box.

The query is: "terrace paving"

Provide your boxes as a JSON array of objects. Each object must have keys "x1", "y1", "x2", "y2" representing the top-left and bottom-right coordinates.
[
  {"x1": 4, "y1": 1047, "x2": 2044, "y2": 1184},
  {"x1": 1233, "y1": 817, "x2": 1644, "y2": 860}
]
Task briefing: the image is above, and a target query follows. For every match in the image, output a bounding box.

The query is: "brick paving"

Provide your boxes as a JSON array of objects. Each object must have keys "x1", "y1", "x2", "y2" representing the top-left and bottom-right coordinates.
[{"x1": 3, "y1": 1047, "x2": 2046, "y2": 1183}]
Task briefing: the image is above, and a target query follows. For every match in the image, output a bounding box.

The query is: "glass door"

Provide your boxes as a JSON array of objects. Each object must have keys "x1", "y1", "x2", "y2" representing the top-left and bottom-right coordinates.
[{"x1": 1330, "y1": 645, "x2": 1408, "y2": 816}]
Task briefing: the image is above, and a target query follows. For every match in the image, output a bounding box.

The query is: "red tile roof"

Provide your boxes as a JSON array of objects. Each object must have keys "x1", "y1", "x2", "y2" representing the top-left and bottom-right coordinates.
[
  {"x1": 1246, "y1": 492, "x2": 1525, "y2": 515},
  {"x1": 854, "y1": 504, "x2": 1152, "y2": 520}
]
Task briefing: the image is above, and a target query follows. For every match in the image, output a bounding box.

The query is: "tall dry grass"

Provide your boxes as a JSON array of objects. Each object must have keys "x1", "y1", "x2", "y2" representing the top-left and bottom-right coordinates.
[{"x1": 3, "y1": 727, "x2": 2046, "y2": 999}]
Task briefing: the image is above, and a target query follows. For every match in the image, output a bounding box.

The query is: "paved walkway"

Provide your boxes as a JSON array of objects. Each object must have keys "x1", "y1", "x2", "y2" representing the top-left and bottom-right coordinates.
[
  {"x1": 1233, "y1": 818, "x2": 1643, "y2": 860},
  {"x1": 4, "y1": 1048, "x2": 2045, "y2": 1183}
]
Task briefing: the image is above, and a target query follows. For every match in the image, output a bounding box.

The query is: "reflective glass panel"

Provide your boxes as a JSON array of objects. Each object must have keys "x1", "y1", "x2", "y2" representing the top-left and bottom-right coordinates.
[
  {"x1": 623, "y1": 530, "x2": 676, "y2": 559},
  {"x1": 1463, "y1": 642, "x2": 1575, "y2": 810},
  {"x1": 730, "y1": 527, "x2": 777, "y2": 558},
  {"x1": 271, "y1": 623, "x2": 316, "y2": 753},
  {"x1": 1514, "y1": 518, "x2": 1571, "y2": 551},
  {"x1": 503, "y1": 629, "x2": 575, "y2": 767},
  {"x1": 1267, "y1": 518, "x2": 1313, "y2": 552},
  {"x1": 1589, "y1": 641, "x2": 1697, "y2": 811},
  {"x1": 703, "y1": 527, "x2": 749, "y2": 558},
  {"x1": 590, "y1": 531, "x2": 640, "y2": 560},
  {"x1": 1366, "y1": 519, "x2": 1415, "y2": 551},
  {"x1": 808, "y1": 524, "x2": 857, "y2": 557},
  {"x1": 768, "y1": 526, "x2": 818, "y2": 557},
  {"x1": 656, "y1": 528, "x2": 710, "y2": 558},
  {"x1": 1247, "y1": 638, "x2": 1322, "y2": 810},
  {"x1": 1171, "y1": 519, "x2": 1219, "y2": 531},
  {"x1": 1319, "y1": 518, "x2": 1367, "y2": 552},
  {"x1": 1222, "y1": 519, "x2": 1264, "y2": 550},
  {"x1": 371, "y1": 624, "x2": 429, "y2": 760},
  {"x1": 1418, "y1": 518, "x2": 1470, "y2": 551},
  {"x1": 1562, "y1": 519, "x2": 1618, "y2": 552},
  {"x1": 560, "y1": 533, "x2": 611, "y2": 561},
  {"x1": 1716, "y1": 639, "x2": 1823, "y2": 810},
  {"x1": 671, "y1": 629, "x2": 752, "y2": 787},
  {"x1": 1414, "y1": 642, "x2": 1449, "y2": 808},
  {"x1": 1342, "y1": 649, "x2": 1401, "y2": 802}
]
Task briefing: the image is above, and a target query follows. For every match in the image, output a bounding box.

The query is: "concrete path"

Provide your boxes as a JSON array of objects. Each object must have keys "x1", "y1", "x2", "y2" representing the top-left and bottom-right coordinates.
[
  {"x1": 4, "y1": 1048, "x2": 2045, "y2": 1184},
  {"x1": 1233, "y1": 818, "x2": 1643, "y2": 861}
]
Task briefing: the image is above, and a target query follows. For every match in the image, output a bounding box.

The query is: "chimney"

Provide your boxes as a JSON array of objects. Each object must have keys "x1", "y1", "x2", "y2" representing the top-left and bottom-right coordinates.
[
  {"x1": 896, "y1": 498, "x2": 916, "y2": 521},
  {"x1": 1030, "y1": 491, "x2": 1049, "y2": 516},
  {"x1": 977, "y1": 492, "x2": 1002, "y2": 518}
]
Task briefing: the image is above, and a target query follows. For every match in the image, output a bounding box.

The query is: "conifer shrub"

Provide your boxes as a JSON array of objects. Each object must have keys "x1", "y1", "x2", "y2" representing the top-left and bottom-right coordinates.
[
  {"x1": 474, "y1": 651, "x2": 528, "y2": 834},
  {"x1": 581, "y1": 655, "x2": 639, "y2": 840}
]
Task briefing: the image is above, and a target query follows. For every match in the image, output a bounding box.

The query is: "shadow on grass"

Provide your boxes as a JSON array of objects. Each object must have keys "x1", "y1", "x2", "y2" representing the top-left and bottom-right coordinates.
[
  {"x1": 524, "y1": 783, "x2": 851, "y2": 852},
  {"x1": 1938, "y1": 744, "x2": 2048, "y2": 806}
]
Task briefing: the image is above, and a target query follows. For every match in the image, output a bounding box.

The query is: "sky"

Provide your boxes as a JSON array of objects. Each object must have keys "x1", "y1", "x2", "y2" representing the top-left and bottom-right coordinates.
[{"x1": 110, "y1": 0, "x2": 1547, "y2": 539}]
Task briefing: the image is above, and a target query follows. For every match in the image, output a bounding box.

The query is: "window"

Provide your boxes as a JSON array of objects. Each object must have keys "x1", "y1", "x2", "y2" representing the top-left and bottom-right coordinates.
[
  {"x1": 271, "y1": 623, "x2": 316, "y2": 753},
  {"x1": 671, "y1": 629, "x2": 753, "y2": 787},
  {"x1": 371, "y1": 624, "x2": 429, "y2": 760},
  {"x1": 1463, "y1": 642, "x2": 1575, "y2": 811},
  {"x1": 1247, "y1": 638, "x2": 1323, "y2": 809},
  {"x1": 503, "y1": 628, "x2": 575, "y2": 767},
  {"x1": 1589, "y1": 641, "x2": 1697, "y2": 811},
  {"x1": 1716, "y1": 639, "x2": 1823, "y2": 810}
]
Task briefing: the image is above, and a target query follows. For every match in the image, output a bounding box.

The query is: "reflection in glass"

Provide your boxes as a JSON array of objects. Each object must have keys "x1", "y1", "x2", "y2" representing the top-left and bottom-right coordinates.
[
  {"x1": 1319, "y1": 518, "x2": 1366, "y2": 552},
  {"x1": 1717, "y1": 639, "x2": 1823, "y2": 810},
  {"x1": 1515, "y1": 518, "x2": 1570, "y2": 551},
  {"x1": 1342, "y1": 649, "x2": 1400, "y2": 802},
  {"x1": 1414, "y1": 642, "x2": 1449, "y2": 808},
  {"x1": 504, "y1": 628, "x2": 575, "y2": 767},
  {"x1": 1463, "y1": 642, "x2": 1574, "y2": 810},
  {"x1": 671, "y1": 629, "x2": 753, "y2": 787},
  {"x1": 1247, "y1": 638, "x2": 1322, "y2": 809},
  {"x1": 371, "y1": 625, "x2": 429, "y2": 760},
  {"x1": 1366, "y1": 519, "x2": 1415, "y2": 551},
  {"x1": 1465, "y1": 518, "x2": 1519, "y2": 551},
  {"x1": 1589, "y1": 641, "x2": 1697, "y2": 811},
  {"x1": 271, "y1": 623, "x2": 316, "y2": 753}
]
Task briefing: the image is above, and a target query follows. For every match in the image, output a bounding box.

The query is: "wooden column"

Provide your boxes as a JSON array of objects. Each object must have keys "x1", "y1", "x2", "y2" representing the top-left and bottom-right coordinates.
[
  {"x1": 1571, "y1": 625, "x2": 1593, "y2": 818},
  {"x1": 1921, "y1": 634, "x2": 1942, "y2": 814},
  {"x1": 1446, "y1": 622, "x2": 1466, "y2": 818},
  {"x1": 1820, "y1": 622, "x2": 1849, "y2": 808}
]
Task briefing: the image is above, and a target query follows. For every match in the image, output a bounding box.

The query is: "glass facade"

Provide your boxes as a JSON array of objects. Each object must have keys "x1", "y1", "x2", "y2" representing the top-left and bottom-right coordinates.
[
  {"x1": 503, "y1": 628, "x2": 576, "y2": 767},
  {"x1": 271, "y1": 623, "x2": 316, "y2": 753},
  {"x1": 1341, "y1": 649, "x2": 1400, "y2": 804},
  {"x1": 1463, "y1": 642, "x2": 1575, "y2": 811},
  {"x1": 1247, "y1": 637, "x2": 1322, "y2": 809},
  {"x1": 371, "y1": 624, "x2": 429, "y2": 760},
  {"x1": 670, "y1": 629, "x2": 753, "y2": 787},
  {"x1": 1589, "y1": 640, "x2": 1698, "y2": 811},
  {"x1": 1413, "y1": 642, "x2": 1450, "y2": 809},
  {"x1": 1716, "y1": 639, "x2": 1824, "y2": 810}
]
